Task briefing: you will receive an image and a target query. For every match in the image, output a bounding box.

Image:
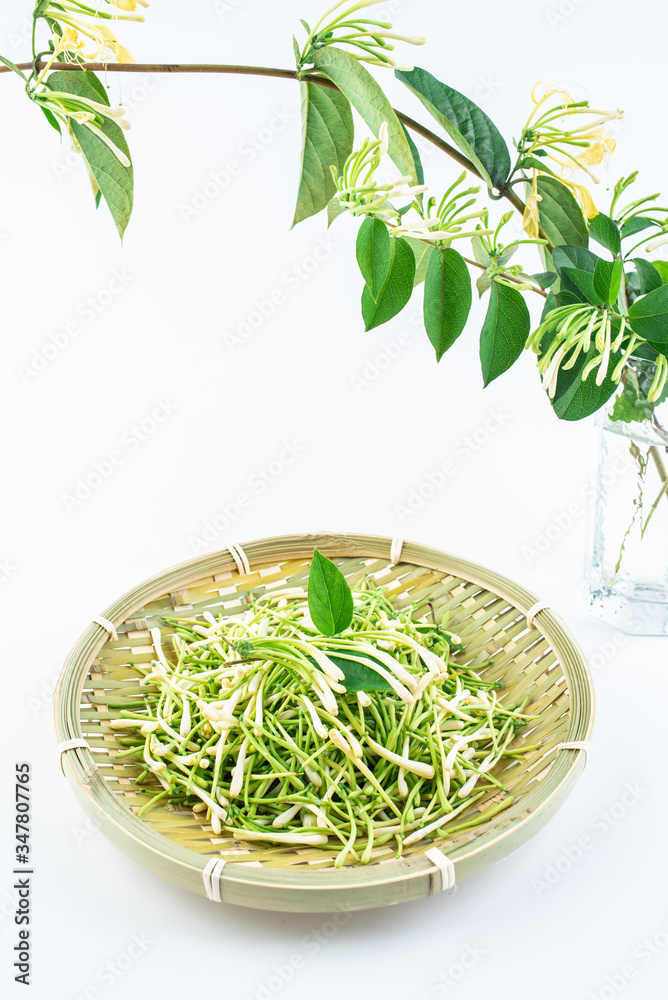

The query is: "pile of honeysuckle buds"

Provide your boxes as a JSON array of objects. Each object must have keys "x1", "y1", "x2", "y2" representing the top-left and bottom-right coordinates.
[{"x1": 110, "y1": 576, "x2": 532, "y2": 865}]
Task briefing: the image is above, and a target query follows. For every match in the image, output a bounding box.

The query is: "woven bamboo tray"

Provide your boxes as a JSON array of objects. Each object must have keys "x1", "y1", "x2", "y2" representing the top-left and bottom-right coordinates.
[{"x1": 54, "y1": 532, "x2": 594, "y2": 913}]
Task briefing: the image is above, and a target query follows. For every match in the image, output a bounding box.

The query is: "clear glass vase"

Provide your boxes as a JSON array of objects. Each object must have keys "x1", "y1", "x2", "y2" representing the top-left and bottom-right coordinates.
[{"x1": 587, "y1": 397, "x2": 668, "y2": 635}]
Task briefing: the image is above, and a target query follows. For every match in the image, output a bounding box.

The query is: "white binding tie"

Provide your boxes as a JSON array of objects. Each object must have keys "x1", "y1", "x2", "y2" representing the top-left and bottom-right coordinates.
[
  {"x1": 390, "y1": 537, "x2": 404, "y2": 565},
  {"x1": 425, "y1": 848, "x2": 457, "y2": 895},
  {"x1": 58, "y1": 738, "x2": 97, "y2": 781},
  {"x1": 227, "y1": 543, "x2": 251, "y2": 576},
  {"x1": 526, "y1": 600, "x2": 550, "y2": 629},
  {"x1": 558, "y1": 740, "x2": 591, "y2": 763},
  {"x1": 92, "y1": 615, "x2": 118, "y2": 641},
  {"x1": 203, "y1": 858, "x2": 227, "y2": 902}
]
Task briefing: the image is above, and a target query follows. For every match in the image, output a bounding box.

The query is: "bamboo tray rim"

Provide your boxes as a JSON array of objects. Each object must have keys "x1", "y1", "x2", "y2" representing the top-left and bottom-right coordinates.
[{"x1": 54, "y1": 531, "x2": 595, "y2": 897}]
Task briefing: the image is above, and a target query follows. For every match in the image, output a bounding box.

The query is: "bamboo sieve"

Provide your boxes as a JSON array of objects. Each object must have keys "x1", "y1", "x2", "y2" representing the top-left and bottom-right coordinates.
[{"x1": 54, "y1": 532, "x2": 594, "y2": 913}]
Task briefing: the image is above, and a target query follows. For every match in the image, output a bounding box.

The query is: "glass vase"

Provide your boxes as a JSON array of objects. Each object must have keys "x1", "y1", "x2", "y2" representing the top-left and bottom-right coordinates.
[{"x1": 587, "y1": 398, "x2": 668, "y2": 635}]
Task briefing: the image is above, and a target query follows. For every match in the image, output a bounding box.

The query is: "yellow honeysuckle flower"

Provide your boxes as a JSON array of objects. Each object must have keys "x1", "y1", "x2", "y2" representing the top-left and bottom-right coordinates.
[
  {"x1": 110, "y1": 0, "x2": 150, "y2": 10},
  {"x1": 522, "y1": 171, "x2": 542, "y2": 238},
  {"x1": 559, "y1": 176, "x2": 599, "y2": 218},
  {"x1": 577, "y1": 131, "x2": 616, "y2": 167},
  {"x1": 531, "y1": 80, "x2": 576, "y2": 110}
]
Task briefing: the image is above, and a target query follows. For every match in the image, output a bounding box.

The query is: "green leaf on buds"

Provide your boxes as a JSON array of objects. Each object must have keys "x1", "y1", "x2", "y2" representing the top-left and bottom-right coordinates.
[
  {"x1": 551, "y1": 344, "x2": 619, "y2": 420},
  {"x1": 632, "y1": 258, "x2": 662, "y2": 295},
  {"x1": 479, "y1": 281, "x2": 530, "y2": 386},
  {"x1": 313, "y1": 48, "x2": 417, "y2": 180},
  {"x1": 308, "y1": 549, "x2": 354, "y2": 637},
  {"x1": 293, "y1": 82, "x2": 354, "y2": 226},
  {"x1": 588, "y1": 212, "x2": 621, "y2": 256},
  {"x1": 423, "y1": 248, "x2": 472, "y2": 361},
  {"x1": 47, "y1": 71, "x2": 133, "y2": 239},
  {"x1": 628, "y1": 283, "x2": 668, "y2": 352},
  {"x1": 313, "y1": 653, "x2": 394, "y2": 693},
  {"x1": 536, "y1": 176, "x2": 588, "y2": 248},
  {"x1": 362, "y1": 237, "x2": 416, "y2": 330},
  {"x1": 356, "y1": 218, "x2": 393, "y2": 302},
  {"x1": 395, "y1": 67, "x2": 511, "y2": 189},
  {"x1": 593, "y1": 259, "x2": 623, "y2": 305}
]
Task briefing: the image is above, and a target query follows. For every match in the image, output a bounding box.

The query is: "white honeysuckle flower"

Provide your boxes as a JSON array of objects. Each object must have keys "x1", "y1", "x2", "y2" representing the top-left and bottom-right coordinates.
[
  {"x1": 645, "y1": 235, "x2": 668, "y2": 253},
  {"x1": 378, "y1": 121, "x2": 389, "y2": 159}
]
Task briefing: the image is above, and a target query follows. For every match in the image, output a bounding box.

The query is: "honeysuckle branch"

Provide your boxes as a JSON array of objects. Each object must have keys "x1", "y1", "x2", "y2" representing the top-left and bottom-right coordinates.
[{"x1": 2, "y1": 59, "x2": 529, "y2": 220}]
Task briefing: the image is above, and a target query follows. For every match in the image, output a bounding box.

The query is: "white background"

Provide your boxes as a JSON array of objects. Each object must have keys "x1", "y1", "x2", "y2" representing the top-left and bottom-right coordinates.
[{"x1": 1, "y1": 1, "x2": 667, "y2": 998}]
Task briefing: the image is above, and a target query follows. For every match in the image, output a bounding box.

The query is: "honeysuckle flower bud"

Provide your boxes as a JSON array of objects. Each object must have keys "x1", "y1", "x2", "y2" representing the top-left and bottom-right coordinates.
[{"x1": 645, "y1": 235, "x2": 668, "y2": 253}]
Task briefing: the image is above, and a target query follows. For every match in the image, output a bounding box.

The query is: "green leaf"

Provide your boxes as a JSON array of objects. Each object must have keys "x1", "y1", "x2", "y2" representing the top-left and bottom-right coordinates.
[
  {"x1": 0, "y1": 55, "x2": 27, "y2": 80},
  {"x1": 356, "y1": 217, "x2": 392, "y2": 302},
  {"x1": 327, "y1": 195, "x2": 346, "y2": 227},
  {"x1": 401, "y1": 122, "x2": 424, "y2": 185},
  {"x1": 479, "y1": 282, "x2": 530, "y2": 386},
  {"x1": 403, "y1": 237, "x2": 434, "y2": 286},
  {"x1": 588, "y1": 212, "x2": 621, "y2": 256},
  {"x1": 47, "y1": 70, "x2": 133, "y2": 239},
  {"x1": 621, "y1": 216, "x2": 658, "y2": 240},
  {"x1": 315, "y1": 653, "x2": 393, "y2": 693},
  {"x1": 551, "y1": 345, "x2": 619, "y2": 420},
  {"x1": 628, "y1": 283, "x2": 668, "y2": 351},
  {"x1": 652, "y1": 261, "x2": 668, "y2": 283},
  {"x1": 423, "y1": 248, "x2": 472, "y2": 361},
  {"x1": 552, "y1": 245, "x2": 599, "y2": 276},
  {"x1": 39, "y1": 105, "x2": 62, "y2": 134},
  {"x1": 395, "y1": 67, "x2": 511, "y2": 189},
  {"x1": 561, "y1": 266, "x2": 601, "y2": 306},
  {"x1": 632, "y1": 258, "x2": 662, "y2": 295},
  {"x1": 593, "y1": 259, "x2": 623, "y2": 305},
  {"x1": 293, "y1": 81, "x2": 354, "y2": 226},
  {"x1": 520, "y1": 156, "x2": 556, "y2": 176},
  {"x1": 307, "y1": 549, "x2": 354, "y2": 637},
  {"x1": 362, "y1": 237, "x2": 415, "y2": 329},
  {"x1": 313, "y1": 48, "x2": 416, "y2": 180},
  {"x1": 531, "y1": 271, "x2": 558, "y2": 289},
  {"x1": 536, "y1": 176, "x2": 588, "y2": 248},
  {"x1": 293, "y1": 36, "x2": 301, "y2": 64}
]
